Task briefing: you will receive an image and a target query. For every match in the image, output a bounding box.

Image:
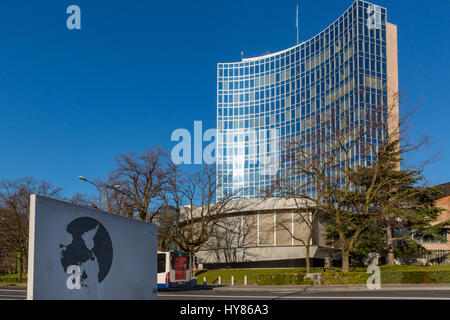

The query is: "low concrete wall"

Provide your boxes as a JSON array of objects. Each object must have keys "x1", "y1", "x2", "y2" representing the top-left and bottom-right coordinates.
[
  {"x1": 197, "y1": 245, "x2": 336, "y2": 268},
  {"x1": 27, "y1": 195, "x2": 157, "y2": 300}
]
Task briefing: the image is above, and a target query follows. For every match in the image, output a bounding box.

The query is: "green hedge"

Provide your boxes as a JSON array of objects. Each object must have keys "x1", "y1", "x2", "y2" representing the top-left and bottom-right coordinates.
[
  {"x1": 195, "y1": 268, "x2": 325, "y2": 285},
  {"x1": 256, "y1": 273, "x2": 313, "y2": 285},
  {"x1": 430, "y1": 272, "x2": 450, "y2": 284},
  {"x1": 256, "y1": 271, "x2": 450, "y2": 285},
  {"x1": 381, "y1": 271, "x2": 450, "y2": 284},
  {"x1": 322, "y1": 272, "x2": 370, "y2": 285}
]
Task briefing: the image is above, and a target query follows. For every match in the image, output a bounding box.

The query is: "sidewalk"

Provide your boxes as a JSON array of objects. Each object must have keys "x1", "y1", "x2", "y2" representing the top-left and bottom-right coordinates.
[{"x1": 207, "y1": 283, "x2": 450, "y2": 292}]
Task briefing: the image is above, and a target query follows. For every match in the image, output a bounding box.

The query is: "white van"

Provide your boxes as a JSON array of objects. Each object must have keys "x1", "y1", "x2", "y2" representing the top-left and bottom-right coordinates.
[{"x1": 157, "y1": 251, "x2": 192, "y2": 289}]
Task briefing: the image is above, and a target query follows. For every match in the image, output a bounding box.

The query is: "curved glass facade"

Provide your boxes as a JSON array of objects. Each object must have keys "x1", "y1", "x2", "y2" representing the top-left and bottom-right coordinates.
[{"x1": 217, "y1": 0, "x2": 394, "y2": 199}]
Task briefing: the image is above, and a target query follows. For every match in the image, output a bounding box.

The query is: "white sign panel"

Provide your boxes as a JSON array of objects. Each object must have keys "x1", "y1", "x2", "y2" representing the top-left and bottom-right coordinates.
[{"x1": 27, "y1": 195, "x2": 157, "y2": 300}]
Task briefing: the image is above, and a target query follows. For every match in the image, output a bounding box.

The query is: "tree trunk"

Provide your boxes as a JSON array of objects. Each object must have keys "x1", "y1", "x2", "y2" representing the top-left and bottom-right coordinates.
[
  {"x1": 305, "y1": 245, "x2": 311, "y2": 274},
  {"x1": 341, "y1": 249, "x2": 350, "y2": 272},
  {"x1": 387, "y1": 225, "x2": 395, "y2": 265},
  {"x1": 16, "y1": 251, "x2": 23, "y2": 283},
  {"x1": 189, "y1": 250, "x2": 196, "y2": 281}
]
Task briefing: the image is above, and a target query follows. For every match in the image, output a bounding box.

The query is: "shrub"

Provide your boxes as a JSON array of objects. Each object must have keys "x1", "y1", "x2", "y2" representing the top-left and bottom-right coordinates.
[
  {"x1": 255, "y1": 273, "x2": 313, "y2": 285},
  {"x1": 380, "y1": 271, "x2": 403, "y2": 284},
  {"x1": 381, "y1": 271, "x2": 432, "y2": 284},
  {"x1": 430, "y1": 271, "x2": 450, "y2": 283},
  {"x1": 294, "y1": 273, "x2": 313, "y2": 285},
  {"x1": 322, "y1": 272, "x2": 369, "y2": 285},
  {"x1": 256, "y1": 271, "x2": 450, "y2": 285}
]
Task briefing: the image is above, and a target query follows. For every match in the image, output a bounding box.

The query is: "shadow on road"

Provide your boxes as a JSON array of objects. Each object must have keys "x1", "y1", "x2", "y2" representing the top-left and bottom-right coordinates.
[
  {"x1": 158, "y1": 285, "x2": 224, "y2": 292},
  {"x1": 271, "y1": 287, "x2": 309, "y2": 300}
]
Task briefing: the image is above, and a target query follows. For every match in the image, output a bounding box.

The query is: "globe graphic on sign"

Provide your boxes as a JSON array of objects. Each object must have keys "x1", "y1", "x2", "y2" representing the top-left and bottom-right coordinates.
[{"x1": 60, "y1": 217, "x2": 113, "y2": 287}]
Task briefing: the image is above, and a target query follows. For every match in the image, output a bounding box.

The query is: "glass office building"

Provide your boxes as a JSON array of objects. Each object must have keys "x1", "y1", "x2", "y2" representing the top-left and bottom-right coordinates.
[{"x1": 216, "y1": 0, "x2": 398, "y2": 200}]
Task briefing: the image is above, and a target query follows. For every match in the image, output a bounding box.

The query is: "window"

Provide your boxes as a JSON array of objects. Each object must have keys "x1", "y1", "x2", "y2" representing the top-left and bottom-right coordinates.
[
  {"x1": 170, "y1": 252, "x2": 190, "y2": 270},
  {"x1": 157, "y1": 253, "x2": 166, "y2": 273}
]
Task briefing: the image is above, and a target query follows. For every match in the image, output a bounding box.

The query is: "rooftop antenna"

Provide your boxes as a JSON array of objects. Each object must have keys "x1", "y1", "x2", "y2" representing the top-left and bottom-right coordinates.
[
  {"x1": 241, "y1": 50, "x2": 244, "y2": 60},
  {"x1": 296, "y1": 3, "x2": 300, "y2": 45}
]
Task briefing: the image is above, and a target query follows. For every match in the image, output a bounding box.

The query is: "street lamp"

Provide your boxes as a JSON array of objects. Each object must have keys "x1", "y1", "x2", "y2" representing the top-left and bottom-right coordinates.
[
  {"x1": 78, "y1": 176, "x2": 129, "y2": 211},
  {"x1": 78, "y1": 176, "x2": 103, "y2": 208}
]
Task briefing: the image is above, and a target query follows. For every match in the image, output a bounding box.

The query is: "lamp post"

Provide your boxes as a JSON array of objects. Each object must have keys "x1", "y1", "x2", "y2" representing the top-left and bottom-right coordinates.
[
  {"x1": 78, "y1": 176, "x2": 102, "y2": 208},
  {"x1": 78, "y1": 176, "x2": 121, "y2": 210}
]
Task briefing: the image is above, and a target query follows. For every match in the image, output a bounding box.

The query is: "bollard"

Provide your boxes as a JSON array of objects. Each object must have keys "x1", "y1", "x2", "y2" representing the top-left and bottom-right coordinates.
[
  {"x1": 244, "y1": 275, "x2": 247, "y2": 285},
  {"x1": 203, "y1": 277, "x2": 207, "y2": 285},
  {"x1": 231, "y1": 275, "x2": 234, "y2": 286},
  {"x1": 218, "y1": 276, "x2": 222, "y2": 285}
]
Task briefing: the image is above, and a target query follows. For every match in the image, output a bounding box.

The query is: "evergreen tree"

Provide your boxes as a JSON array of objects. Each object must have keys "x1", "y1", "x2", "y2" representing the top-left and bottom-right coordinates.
[{"x1": 351, "y1": 140, "x2": 448, "y2": 265}]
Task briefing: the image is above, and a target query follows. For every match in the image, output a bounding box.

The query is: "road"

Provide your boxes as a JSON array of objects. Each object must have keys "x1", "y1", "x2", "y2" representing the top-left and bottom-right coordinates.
[
  {"x1": 2, "y1": 286, "x2": 450, "y2": 300},
  {"x1": 0, "y1": 287, "x2": 27, "y2": 300},
  {"x1": 158, "y1": 287, "x2": 450, "y2": 300}
]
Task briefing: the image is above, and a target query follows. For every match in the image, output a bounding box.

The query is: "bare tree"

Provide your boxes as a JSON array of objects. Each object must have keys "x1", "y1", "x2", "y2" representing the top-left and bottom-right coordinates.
[
  {"x1": 0, "y1": 207, "x2": 28, "y2": 279},
  {"x1": 154, "y1": 204, "x2": 178, "y2": 251},
  {"x1": 345, "y1": 91, "x2": 448, "y2": 265},
  {"x1": 0, "y1": 234, "x2": 16, "y2": 274},
  {"x1": 204, "y1": 213, "x2": 258, "y2": 264},
  {"x1": 269, "y1": 89, "x2": 401, "y2": 272},
  {"x1": 0, "y1": 177, "x2": 62, "y2": 281},
  {"x1": 111, "y1": 147, "x2": 168, "y2": 221},
  {"x1": 93, "y1": 177, "x2": 135, "y2": 217},
  {"x1": 161, "y1": 164, "x2": 242, "y2": 276},
  {"x1": 272, "y1": 197, "x2": 321, "y2": 273},
  {"x1": 271, "y1": 88, "x2": 446, "y2": 272},
  {"x1": 69, "y1": 193, "x2": 98, "y2": 208}
]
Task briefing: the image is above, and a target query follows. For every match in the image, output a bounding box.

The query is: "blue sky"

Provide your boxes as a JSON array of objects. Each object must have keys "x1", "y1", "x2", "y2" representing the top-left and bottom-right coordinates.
[{"x1": 0, "y1": 0, "x2": 449, "y2": 198}]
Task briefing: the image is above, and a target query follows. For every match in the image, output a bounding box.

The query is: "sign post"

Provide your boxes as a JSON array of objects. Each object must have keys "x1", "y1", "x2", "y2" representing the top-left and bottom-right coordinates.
[{"x1": 27, "y1": 195, "x2": 157, "y2": 300}]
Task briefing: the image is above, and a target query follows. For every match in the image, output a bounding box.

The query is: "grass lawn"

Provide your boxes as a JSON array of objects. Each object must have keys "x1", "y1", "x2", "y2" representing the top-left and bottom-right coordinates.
[
  {"x1": 195, "y1": 265, "x2": 450, "y2": 285},
  {"x1": 3, "y1": 265, "x2": 450, "y2": 286},
  {"x1": 0, "y1": 274, "x2": 27, "y2": 286}
]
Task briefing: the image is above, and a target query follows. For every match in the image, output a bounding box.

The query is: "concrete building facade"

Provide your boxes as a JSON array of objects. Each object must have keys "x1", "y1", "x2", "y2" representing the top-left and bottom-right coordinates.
[{"x1": 197, "y1": 198, "x2": 333, "y2": 269}]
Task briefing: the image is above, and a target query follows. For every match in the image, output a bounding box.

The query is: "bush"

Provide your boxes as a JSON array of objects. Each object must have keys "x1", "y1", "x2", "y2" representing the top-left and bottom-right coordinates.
[
  {"x1": 379, "y1": 271, "x2": 402, "y2": 284},
  {"x1": 256, "y1": 270, "x2": 450, "y2": 285},
  {"x1": 382, "y1": 271, "x2": 431, "y2": 284},
  {"x1": 322, "y1": 272, "x2": 370, "y2": 285},
  {"x1": 430, "y1": 271, "x2": 450, "y2": 283},
  {"x1": 255, "y1": 273, "x2": 313, "y2": 285}
]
